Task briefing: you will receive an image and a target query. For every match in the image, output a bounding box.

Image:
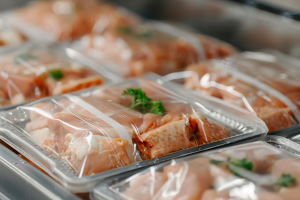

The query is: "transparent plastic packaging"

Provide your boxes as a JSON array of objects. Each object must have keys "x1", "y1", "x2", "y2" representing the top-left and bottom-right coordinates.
[
  {"x1": 161, "y1": 52, "x2": 300, "y2": 132},
  {"x1": 11, "y1": 0, "x2": 140, "y2": 42},
  {"x1": 0, "y1": 43, "x2": 113, "y2": 109},
  {"x1": 0, "y1": 143, "x2": 80, "y2": 200},
  {"x1": 72, "y1": 21, "x2": 236, "y2": 77},
  {"x1": 227, "y1": 51, "x2": 300, "y2": 113},
  {"x1": 92, "y1": 135, "x2": 300, "y2": 200},
  {"x1": 0, "y1": 74, "x2": 267, "y2": 191}
]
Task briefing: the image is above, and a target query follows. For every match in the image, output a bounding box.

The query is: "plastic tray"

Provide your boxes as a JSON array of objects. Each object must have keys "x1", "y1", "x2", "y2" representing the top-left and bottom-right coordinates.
[
  {"x1": 91, "y1": 135, "x2": 300, "y2": 200},
  {"x1": 0, "y1": 143, "x2": 80, "y2": 200},
  {"x1": 0, "y1": 42, "x2": 122, "y2": 111},
  {"x1": 0, "y1": 73, "x2": 267, "y2": 192}
]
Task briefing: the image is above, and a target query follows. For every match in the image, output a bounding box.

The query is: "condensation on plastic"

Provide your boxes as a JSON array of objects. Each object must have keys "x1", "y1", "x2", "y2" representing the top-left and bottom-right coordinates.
[
  {"x1": 0, "y1": 17, "x2": 28, "y2": 53},
  {"x1": 7, "y1": 0, "x2": 140, "y2": 42},
  {"x1": 103, "y1": 136, "x2": 300, "y2": 200},
  {"x1": 72, "y1": 20, "x2": 236, "y2": 78},
  {"x1": 0, "y1": 74, "x2": 267, "y2": 191},
  {"x1": 160, "y1": 54, "x2": 300, "y2": 133},
  {"x1": 0, "y1": 42, "x2": 109, "y2": 109}
]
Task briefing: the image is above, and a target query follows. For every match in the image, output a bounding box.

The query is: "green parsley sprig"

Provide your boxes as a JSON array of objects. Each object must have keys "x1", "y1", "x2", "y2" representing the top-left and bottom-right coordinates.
[
  {"x1": 275, "y1": 173, "x2": 296, "y2": 187},
  {"x1": 49, "y1": 70, "x2": 63, "y2": 81},
  {"x1": 210, "y1": 157, "x2": 253, "y2": 177},
  {"x1": 122, "y1": 88, "x2": 165, "y2": 115}
]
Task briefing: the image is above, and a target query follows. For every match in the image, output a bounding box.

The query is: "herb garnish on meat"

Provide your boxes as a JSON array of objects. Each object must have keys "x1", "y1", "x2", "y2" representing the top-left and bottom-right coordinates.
[
  {"x1": 49, "y1": 70, "x2": 63, "y2": 81},
  {"x1": 275, "y1": 173, "x2": 296, "y2": 187},
  {"x1": 122, "y1": 88, "x2": 165, "y2": 115}
]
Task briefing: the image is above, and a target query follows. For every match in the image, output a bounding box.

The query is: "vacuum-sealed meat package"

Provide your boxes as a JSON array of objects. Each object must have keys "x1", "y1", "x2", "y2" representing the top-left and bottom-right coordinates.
[
  {"x1": 101, "y1": 136, "x2": 300, "y2": 200},
  {"x1": 174, "y1": 52, "x2": 300, "y2": 132},
  {"x1": 0, "y1": 74, "x2": 267, "y2": 191},
  {"x1": 12, "y1": 0, "x2": 140, "y2": 42},
  {"x1": 0, "y1": 43, "x2": 108, "y2": 109},
  {"x1": 73, "y1": 21, "x2": 235, "y2": 77}
]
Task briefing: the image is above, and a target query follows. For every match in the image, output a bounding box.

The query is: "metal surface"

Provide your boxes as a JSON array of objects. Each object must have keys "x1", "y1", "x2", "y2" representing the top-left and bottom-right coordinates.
[{"x1": 0, "y1": 144, "x2": 80, "y2": 200}]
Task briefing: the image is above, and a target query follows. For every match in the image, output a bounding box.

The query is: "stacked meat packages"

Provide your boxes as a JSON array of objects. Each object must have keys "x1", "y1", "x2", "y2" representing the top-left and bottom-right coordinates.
[{"x1": 0, "y1": 0, "x2": 299, "y2": 199}]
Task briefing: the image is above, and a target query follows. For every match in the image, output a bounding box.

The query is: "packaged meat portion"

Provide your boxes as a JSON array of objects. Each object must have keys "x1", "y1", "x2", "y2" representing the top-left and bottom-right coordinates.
[
  {"x1": 14, "y1": 0, "x2": 140, "y2": 42},
  {"x1": 73, "y1": 21, "x2": 235, "y2": 77},
  {"x1": 0, "y1": 74, "x2": 267, "y2": 191},
  {"x1": 0, "y1": 43, "x2": 107, "y2": 108},
  {"x1": 96, "y1": 136, "x2": 300, "y2": 200},
  {"x1": 176, "y1": 53, "x2": 300, "y2": 132},
  {"x1": 227, "y1": 52, "x2": 300, "y2": 112}
]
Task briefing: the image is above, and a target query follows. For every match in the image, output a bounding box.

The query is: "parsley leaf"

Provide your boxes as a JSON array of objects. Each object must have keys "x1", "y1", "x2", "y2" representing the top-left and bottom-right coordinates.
[
  {"x1": 122, "y1": 88, "x2": 165, "y2": 115},
  {"x1": 209, "y1": 159, "x2": 224, "y2": 165},
  {"x1": 49, "y1": 70, "x2": 63, "y2": 81},
  {"x1": 117, "y1": 26, "x2": 133, "y2": 35},
  {"x1": 14, "y1": 53, "x2": 37, "y2": 64},
  {"x1": 227, "y1": 157, "x2": 253, "y2": 171},
  {"x1": 148, "y1": 100, "x2": 165, "y2": 115},
  {"x1": 275, "y1": 173, "x2": 296, "y2": 187},
  {"x1": 135, "y1": 30, "x2": 154, "y2": 39}
]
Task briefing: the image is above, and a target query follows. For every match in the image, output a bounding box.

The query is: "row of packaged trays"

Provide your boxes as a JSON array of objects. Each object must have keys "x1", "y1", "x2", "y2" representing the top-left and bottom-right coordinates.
[
  {"x1": 2, "y1": 133, "x2": 300, "y2": 200},
  {"x1": 0, "y1": 0, "x2": 300, "y2": 199}
]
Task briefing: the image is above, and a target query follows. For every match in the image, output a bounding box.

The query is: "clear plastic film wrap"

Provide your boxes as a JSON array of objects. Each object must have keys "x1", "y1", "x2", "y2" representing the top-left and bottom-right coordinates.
[
  {"x1": 164, "y1": 53, "x2": 300, "y2": 133},
  {"x1": 0, "y1": 74, "x2": 267, "y2": 191},
  {"x1": 11, "y1": 0, "x2": 140, "y2": 42},
  {"x1": 72, "y1": 21, "x2": 236, "y2": 78},
  {"x1": 100, "y1": 136, "x2": 300, "y2": 200},
  {"x1": 0, "y1": 43, "x2": 106, "y2": 109}
]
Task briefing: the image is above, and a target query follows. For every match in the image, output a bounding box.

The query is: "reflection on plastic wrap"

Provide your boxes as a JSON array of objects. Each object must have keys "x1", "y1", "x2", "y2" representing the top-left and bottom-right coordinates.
[
  {"x1": 0, "y1": 43, "x2": 104, "y2": 108},
  {"x1": 15, "y1": 0, "x2": 140, "y2": 42},
  {"x1": 182, "y1": 54, "x2": 300, "y2": 132},
  {"x1": 111, "y1": 140, "x2": 300, "y2": 200},
  {"x1": 74, "y1": 21, "x2": 235, "y2": 77}
]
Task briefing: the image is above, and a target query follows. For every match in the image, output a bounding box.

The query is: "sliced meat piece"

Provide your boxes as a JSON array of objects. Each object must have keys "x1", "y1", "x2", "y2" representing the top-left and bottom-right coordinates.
[
  {"x1": 123, "y1": 172, "x2": 167, "y2": 200},
  {"x1": 138, "y1": 113, "x2": 181, "y2": 134},
  {"x1": 48, "y1": 76, "x2": 103, "y2": 95},
  {"x1": 201, "y1": 189, "x2": 230, "y2": 200},
  {"x1": 63, "y1": 134, "x2": 130, "y2": 176},
  {"x1": 26, "y1": 117, "x2": 48, "y2": 132},
  {"x1": 192, "y1": 114, "x2": 228, "y2": 145},
  {"x1": 30, "y1": 128, "x2": 56, "y2": 154},
  {"x1": 286, "y1": 91, "x2": 300, "y2": 111},
  {"x1": 280, "y1": 188, "x2": 300, "y2": 200},
  {"x1": 136, "y1": 113, "x2": 227, "y2": 159},
  {"x1": 162, "y1": 160, "x2": 213, "y2": 200},
  {"x1": 257, "y1": 192, "x2": 284, "y2": 200},
  {"x1": 254, "y1": 107, "x2": 293, "y2": 132},
  {"x1": 136, "y1": 118, "x2": 198, "y2": 160}
]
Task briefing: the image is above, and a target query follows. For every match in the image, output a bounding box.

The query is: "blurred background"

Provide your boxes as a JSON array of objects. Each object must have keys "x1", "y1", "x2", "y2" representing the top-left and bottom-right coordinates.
[{"x1": 2, "y1": 0, "x2": 300, "y2": 57}]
